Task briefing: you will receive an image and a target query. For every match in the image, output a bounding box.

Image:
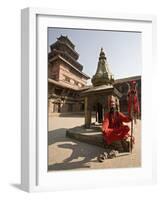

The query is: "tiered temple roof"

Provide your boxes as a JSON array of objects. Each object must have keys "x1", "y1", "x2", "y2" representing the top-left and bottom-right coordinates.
[{"x1": 49, "y1": 35, "x2": 84, "y2": 72}]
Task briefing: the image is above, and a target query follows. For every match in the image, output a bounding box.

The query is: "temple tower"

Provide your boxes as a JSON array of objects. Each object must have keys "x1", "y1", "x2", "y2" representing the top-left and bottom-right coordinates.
[
  {"x1": 92, "y1": 48, "x2": 114, "y2": 86},
  {"x1": 48, "y1": 35, "x2": 90, "y2": 113}
]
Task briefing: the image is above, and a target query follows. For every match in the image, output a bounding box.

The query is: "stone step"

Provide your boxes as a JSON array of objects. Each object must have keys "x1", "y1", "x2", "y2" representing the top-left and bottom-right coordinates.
[
  {"x1": 66, "y1": 127, "x2": 103, "y2": 148},
  {"x1": 66, "y1": 125, "x2": 130, "y2": 152}
]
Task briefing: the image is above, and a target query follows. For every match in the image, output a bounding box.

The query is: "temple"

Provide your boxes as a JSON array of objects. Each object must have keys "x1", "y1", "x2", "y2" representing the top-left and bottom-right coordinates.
[{"x1": 48, "y1": 35, "x2": 90, "y2": 113}]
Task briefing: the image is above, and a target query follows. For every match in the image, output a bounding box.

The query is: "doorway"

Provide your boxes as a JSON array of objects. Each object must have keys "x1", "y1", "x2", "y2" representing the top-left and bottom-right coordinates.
[{"x1": 96, "y1": 103, "x2": 103, "y2": 123}]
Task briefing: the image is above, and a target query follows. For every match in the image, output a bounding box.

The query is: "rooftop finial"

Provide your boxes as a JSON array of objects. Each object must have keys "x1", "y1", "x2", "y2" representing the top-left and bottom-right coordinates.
[{"x1": 99, "y1": 47, "x2": 106, "y2": 60}]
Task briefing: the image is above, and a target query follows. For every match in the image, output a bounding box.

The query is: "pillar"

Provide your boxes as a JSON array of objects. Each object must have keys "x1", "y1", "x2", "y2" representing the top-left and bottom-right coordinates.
[{"x1": 84, "y1": 96, "x2": 91, "y2": 128}]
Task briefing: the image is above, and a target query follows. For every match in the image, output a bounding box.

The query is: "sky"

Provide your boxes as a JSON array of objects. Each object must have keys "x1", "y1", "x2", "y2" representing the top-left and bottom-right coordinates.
[{"x1": 48, "y1": 28, "x2": 142, "y2": 82}]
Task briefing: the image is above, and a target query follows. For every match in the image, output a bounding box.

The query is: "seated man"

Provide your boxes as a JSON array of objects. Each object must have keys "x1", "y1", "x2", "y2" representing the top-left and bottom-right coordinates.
[
  {"x1": 98, "y1": 99, "x2": 131, "y2": 162},
  {"x1": 102, "y1": 99, "x2": 131, "y2": 145}
]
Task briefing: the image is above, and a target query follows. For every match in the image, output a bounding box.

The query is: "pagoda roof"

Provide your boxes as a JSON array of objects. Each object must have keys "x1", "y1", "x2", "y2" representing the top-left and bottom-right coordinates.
[
  {"x1": 49, "y1": 49, "x2": 83, "y2": 71},
  {"x1": 81, "y1": 84, "x2": 122, "y2": 98},
  {"x1": 57, "y1": 35, "x2": 75, "y2": 49},
  {"x1": 49, "y1": 55, "x2": 90, "y2": 79},
  {"x1": 50, "y1": 37, "x2": 79, "y2": 59}
]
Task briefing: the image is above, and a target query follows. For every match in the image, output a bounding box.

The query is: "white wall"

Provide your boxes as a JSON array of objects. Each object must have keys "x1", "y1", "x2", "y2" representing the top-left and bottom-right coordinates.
[{"x1": 0, "y1": 0, "x2": 160, "y2": 199}]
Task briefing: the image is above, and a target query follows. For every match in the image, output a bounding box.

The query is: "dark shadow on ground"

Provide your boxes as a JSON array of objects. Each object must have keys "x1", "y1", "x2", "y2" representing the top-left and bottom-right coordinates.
[
  {"x1": 48, "y1": 142, "x2": 106, "y2": 171},
  {"x1": 48, "y1": 128, "x2": 106, "y2": 171},
  {"x1": 48, "y1": 160, "x2": 90, "y2": 171},
  {"x1": 48, "y1": 128, "x2": 67, "y2": 145},
  {"x1": 67, "y1": 125, "x2": 102, "y2": 134},
  {"x1": 59, "y1": 113, "x2": 84, "y2": 117}
]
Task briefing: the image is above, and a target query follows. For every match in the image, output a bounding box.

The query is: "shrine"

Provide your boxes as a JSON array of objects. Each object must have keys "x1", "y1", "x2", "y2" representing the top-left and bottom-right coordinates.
[{"x1": 81, "y1": 48, "x2": 122, "y2": 128}]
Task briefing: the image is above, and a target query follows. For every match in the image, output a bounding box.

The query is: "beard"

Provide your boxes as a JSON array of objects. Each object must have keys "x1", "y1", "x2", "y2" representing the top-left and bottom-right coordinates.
[{"x1": 110, "y1": 107, "x2": 117, "y2": 113}]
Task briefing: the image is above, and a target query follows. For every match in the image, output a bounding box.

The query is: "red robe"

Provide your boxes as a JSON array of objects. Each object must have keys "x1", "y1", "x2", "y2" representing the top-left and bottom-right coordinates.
[
  {"x1": 127, "y1": 90, "x2": 140, "y2": 115},
  {"x1": 102, "y1": 112, "x2": 131, "y2": 145}
]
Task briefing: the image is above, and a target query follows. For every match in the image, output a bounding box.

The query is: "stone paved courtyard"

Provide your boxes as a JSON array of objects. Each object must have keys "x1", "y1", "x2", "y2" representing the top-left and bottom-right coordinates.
[{"x1": 48, "y1": 114, "x2": 141, "y2": 171}]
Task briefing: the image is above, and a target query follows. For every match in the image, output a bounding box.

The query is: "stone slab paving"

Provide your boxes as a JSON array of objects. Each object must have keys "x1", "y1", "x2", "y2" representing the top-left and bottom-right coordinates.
[{"x1": 48, "y1": 115, "x2": 141, "y2": 171}]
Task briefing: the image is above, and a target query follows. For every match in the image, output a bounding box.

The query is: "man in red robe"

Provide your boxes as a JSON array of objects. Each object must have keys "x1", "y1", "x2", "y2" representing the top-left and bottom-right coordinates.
[
  {"x1": 102, "y1": 99, "x2": 131, "y2": 145},
  {"x1": 127, "y1": 80, "x2": 140, "y2": 122}
]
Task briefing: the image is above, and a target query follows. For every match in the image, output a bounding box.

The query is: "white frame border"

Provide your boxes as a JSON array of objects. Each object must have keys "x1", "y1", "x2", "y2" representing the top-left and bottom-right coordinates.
[{"x1": 21, "y1": 7, "x2": 157, "y2": 192}]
